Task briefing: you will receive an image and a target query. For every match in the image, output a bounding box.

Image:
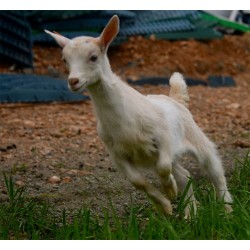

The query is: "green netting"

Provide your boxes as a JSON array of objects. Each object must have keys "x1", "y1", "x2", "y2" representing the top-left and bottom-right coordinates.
[{"x1": 201, "y1": 12, "x2": 250, "y2": 33}]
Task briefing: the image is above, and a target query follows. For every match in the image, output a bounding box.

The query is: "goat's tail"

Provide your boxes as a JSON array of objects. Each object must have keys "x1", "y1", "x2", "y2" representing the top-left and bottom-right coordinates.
[{"x1": 169, "y1": 72, "x2": 189, "y2": 107}]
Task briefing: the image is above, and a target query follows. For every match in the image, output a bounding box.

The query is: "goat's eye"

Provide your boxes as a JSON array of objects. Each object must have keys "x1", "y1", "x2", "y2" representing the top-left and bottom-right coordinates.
[
  {"x1": 62, "y1": 58, "x2": 67, "y2": 64},
  {"x1": 90, "y1": 55, "x2": 98, "y2": 62}
]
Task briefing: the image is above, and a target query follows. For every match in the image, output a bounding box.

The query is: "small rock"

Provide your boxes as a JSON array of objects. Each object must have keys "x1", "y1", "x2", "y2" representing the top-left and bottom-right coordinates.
[
  {"x1": 227, "y1": 103, "x2": 240, "y2": 109},
  {"x1": 41, "y1": 147, "x2": 53, "y2": 156},
  {"x1": 67, "y1": 169, "x2": 78, "y2": 175},
  {"x1": 15, "y1": 181, "x2": 25, "y2": 187},
  {"x1": 48, "y1": 176, "x2": 61, "y2": 184},
  {"x1": 62, "y1": 176, "x2": 72, "y2": 183},
  {"x1": 23, "y1": 120, "x2": 35, "y2": 127},
  {"x1": 78, "y1": 170, "x2": 92, "y2": 176}
]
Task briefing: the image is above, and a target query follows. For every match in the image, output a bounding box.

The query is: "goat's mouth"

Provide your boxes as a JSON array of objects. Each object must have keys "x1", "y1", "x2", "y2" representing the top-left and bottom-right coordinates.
[{"x1": 70, "y1": 83, "x2": 86, "y2": 93}]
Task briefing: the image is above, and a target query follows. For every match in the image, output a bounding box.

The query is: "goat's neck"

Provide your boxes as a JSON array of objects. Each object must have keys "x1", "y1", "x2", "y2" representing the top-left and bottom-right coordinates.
[
  {"x1": 86, "y1": 60, "x2": 127, "y2": 125},
  {"x1": 87, "y1": 74, "x2": 120, "y2": 110}
]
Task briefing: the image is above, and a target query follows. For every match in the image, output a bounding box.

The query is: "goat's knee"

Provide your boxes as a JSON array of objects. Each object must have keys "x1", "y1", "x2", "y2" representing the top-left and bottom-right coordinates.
[
  {"x1": 156, "y1": 159, "x2": 177, "y2": 199},
  {"x1": 156, "y1": 156, "x2": 172, "y2": 178}
]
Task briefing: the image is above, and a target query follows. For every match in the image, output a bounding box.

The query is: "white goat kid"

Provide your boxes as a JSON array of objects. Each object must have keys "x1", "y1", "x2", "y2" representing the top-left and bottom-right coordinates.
[{"x1": 45, "y1": 15, "x2": 233, "y2": 218}]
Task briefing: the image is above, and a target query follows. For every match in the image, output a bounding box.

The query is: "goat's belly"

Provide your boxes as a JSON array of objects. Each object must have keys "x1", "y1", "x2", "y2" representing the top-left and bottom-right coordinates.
[
  {"x1": 132, "y1": 152, "x2": 158, "y2": 168},
  {"x1": 115, "y1": 142, "x2": 159, "y2": 168}
]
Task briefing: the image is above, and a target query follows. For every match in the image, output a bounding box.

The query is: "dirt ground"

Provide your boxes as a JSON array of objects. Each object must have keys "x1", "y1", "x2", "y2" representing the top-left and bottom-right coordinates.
[{"x1": 0, "y1": 33, "x2": 250, "y2": 216}]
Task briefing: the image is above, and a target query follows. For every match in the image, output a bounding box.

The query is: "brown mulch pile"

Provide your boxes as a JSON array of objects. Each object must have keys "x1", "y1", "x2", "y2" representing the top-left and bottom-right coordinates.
[
  {"x1": 2, "y1": 33, "x2": 250, "y2": 80},
  {"x1": 110, "y1": 34, "x2": 250, "y2": 80},
  {"x1": 0, "y1": 34, "x2": 249, "y2": 214}
]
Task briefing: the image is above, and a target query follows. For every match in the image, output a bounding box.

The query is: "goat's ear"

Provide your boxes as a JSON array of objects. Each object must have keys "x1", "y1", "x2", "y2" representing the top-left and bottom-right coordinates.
[
  {"x1": 99, "y1": 15, "x2": 119, "y2": 52},
  {"x1": 44, "y1": 30, "x2": 70, "y2": 48}
]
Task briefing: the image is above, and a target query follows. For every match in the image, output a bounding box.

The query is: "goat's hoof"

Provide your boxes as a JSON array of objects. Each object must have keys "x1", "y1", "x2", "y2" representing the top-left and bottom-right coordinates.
[
  {"x1": 184, "y1": 213, "x2": 191, "y2": 220},
  {"x1": 162, "y1": 204, "x2": 173, "y2": 216},
  {"x1": 165, "y1": 188, "x2": 178, "y2": 200},
  {"x1": 184, "y1": 201, "x2": 198, "y2": 220},
  {"x1": 225, "y1": 204, "x2": 233, "y2": 213},
  {"x1": 164, "y1": 175, "x2": 178, "y2": 200}
]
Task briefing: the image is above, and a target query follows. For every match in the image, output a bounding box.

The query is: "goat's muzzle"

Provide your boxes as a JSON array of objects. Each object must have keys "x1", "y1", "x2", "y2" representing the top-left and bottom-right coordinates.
[{"x1": 68, "y1": 78, "x2": 79, "y2": 87}]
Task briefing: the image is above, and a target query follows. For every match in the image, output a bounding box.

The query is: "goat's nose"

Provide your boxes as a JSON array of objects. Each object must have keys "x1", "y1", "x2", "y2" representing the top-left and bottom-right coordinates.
[{"x1": 68, "y1": 78, "x2": 79, "y2": 86}]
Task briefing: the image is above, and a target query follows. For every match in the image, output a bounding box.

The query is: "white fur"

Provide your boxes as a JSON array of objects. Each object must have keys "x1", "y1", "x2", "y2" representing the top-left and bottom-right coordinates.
[{"x1": 45, "y1": 15, "x2": 233, "y2": 218}]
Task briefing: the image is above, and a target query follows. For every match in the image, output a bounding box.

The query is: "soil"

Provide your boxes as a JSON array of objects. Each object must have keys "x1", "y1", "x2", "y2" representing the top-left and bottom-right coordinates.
[{"x1": 0, "y1": 33, "x2": 250, "y2": 217}]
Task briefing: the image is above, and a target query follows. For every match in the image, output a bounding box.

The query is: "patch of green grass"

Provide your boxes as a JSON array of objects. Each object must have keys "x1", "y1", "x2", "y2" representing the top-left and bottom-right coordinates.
[
  {"x1": 0, "y1": 155, "x2": 249, "y2": 240},
  {"x1": 0, "y1": 173, "x2": 56, "y2": 239}
]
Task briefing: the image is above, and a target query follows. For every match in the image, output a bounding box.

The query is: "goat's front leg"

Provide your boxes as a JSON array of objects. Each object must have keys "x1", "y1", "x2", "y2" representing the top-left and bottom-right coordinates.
[
  {"x1": 156, "y1": 145, "x2": 177, "y2": 200},
  {"x1": 117, "y1": 159, "x2": 173, "y2": 215}
]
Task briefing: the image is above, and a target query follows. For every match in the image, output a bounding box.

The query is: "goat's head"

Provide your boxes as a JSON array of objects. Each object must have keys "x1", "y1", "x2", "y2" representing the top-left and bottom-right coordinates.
[{"x1": 45, "y1": 15, "x2": 119, "y2": 93}]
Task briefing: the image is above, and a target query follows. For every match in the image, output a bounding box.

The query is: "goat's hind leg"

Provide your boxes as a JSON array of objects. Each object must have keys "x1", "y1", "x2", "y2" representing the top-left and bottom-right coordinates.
[
  {"x1": 172, "y1": 162, "x2": 198, "y2": 219},
  {"x1": 196, "y1": 145, "x2": 233, "y2": 212}
]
